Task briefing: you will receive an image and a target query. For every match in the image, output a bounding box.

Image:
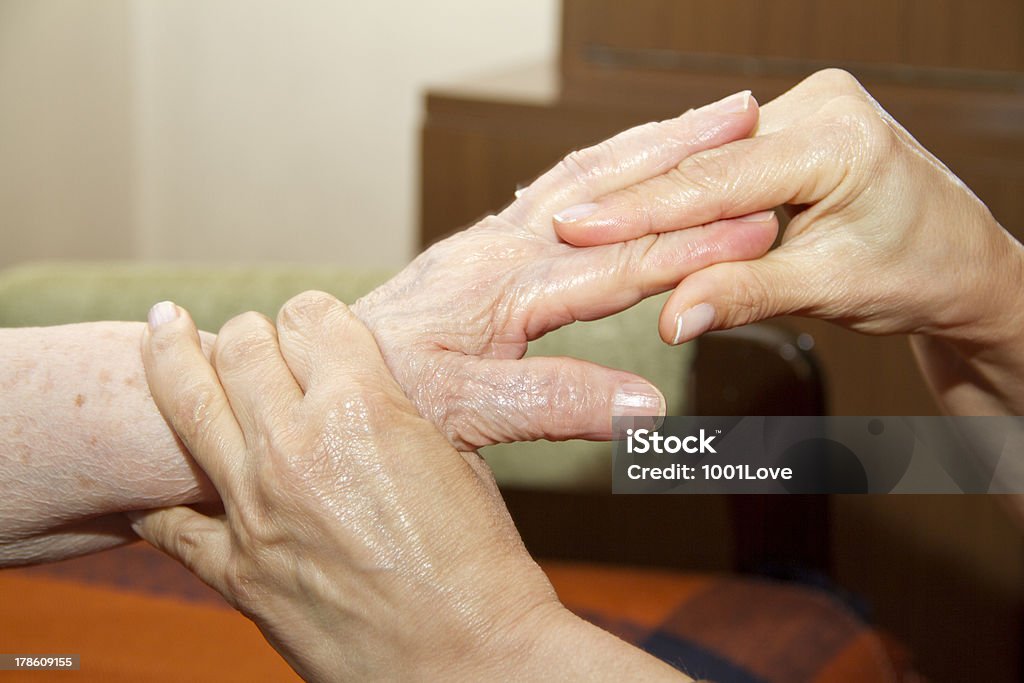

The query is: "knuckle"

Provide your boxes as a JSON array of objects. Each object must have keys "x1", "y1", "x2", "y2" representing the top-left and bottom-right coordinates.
[
  {"x1": 346, "y1": 378, "x2": 403, "y2": 423},
  {"x1": 214, "y1": 312, "x2": 277, "y2": 369},
  {"x1": 807, "y1": 68, "x2": 867, "y2": 97},
  {"x1": 821, "y1": 98, "x2": 897, "y2": 170},
  {"x1": 169, "y1": 518, "x2": 206, "y2": 562},
  {"x1": 278, "y1": 290, "x2": 346, "y2": 329},
  {"x1": 618, "y1": 184, "x2": 657, "y2": 228},
  {"x1": 530, "y1": 363, "x2": 599, "y2": 439},
  {"x1": 171, "y1": 378, "x2": 228, "y2": 443},
  {"x1": 556, "y1": 147, "x2": 593, "y2": 184},
  {"x1": 619, "y1": 234, "x2": 659, "y2": 280},
  {"x1": 222, "y1": 555, "x2": 267, "y2": 611},
  {"x1": 722, "y1": 268, "x2": 771, "y2": 324},
  {"x1": 670, "y1": 148, "x2": 732, "y2": 206}
]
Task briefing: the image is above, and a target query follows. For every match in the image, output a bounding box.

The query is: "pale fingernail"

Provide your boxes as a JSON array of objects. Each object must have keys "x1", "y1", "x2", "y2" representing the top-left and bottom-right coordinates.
[
  {"x1": 148, "y1": 301, "x2": 179, "y2": 330},
  {"x1": 672, "y1": 303, "x2": 716, "y2": 345},
  {"x1": 738, "y1": 210, "x2": 776, "y2": 222},
  {"x1": 124, "y1": 510, "x2": 143, "y2": 523},
  {"x1": 123, "y1": 510, "x2": 144, "y2": 534},
  {"x1": 553, "y1": 202, "x2": 599, "y2": 224},
  {"x1": 701, "y1": 89, "x2": 752, "y2": 116},
  {"x1": 613, "y1": 382, "x2": 666, "y2": 417}
]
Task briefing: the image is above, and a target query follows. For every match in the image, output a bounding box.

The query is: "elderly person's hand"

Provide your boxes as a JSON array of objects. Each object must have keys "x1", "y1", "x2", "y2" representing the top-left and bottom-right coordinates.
[
  {"x1": 0, "y1": 91, "x2": 777, "y2": 566},
  {"x1": 554, "y1": 69, "x2": 1024, "y2": 416},
  {"x1": 353, "y1": 91, "x2": 778, "y2": 450},
  {"x1": 128, "y1": 294, "x2": 686, "y2": 682}
]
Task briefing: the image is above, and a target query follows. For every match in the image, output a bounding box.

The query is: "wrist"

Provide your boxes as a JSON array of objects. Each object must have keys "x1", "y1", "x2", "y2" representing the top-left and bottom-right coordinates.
[
  {"x1": 456, "y1": 595, "x2": 686, "y2": 681},
  {"x1": 914, "y1": 219, "x2": 1024, "y2": 415},
  {"x1": 926, "y1": 214, "x2": 1024, "y2": 351}
]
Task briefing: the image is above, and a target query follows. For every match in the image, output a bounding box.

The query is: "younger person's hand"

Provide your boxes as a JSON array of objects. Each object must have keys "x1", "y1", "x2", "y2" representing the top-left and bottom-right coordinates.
[
  {"x1": 129, "y1": 294, "x2": 687, "y2": 682},
  {"x1": 554, "y1": 69, "x2": 1023, "y2": 352}
]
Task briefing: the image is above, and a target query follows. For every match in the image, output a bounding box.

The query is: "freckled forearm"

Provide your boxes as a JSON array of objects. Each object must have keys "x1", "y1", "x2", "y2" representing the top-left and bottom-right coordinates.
[{"x1": 0, "y1": 323, "x2": 217, "y2": 564}]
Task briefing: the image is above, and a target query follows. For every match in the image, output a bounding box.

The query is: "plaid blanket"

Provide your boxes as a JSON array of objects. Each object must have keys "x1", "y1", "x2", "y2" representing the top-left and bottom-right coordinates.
[
  {"x1": 2, "y1": 545, "x2": 916, "y2": 682},
  {"x1": 544, "y1": 562, "x2": 914, "y2": 682}
]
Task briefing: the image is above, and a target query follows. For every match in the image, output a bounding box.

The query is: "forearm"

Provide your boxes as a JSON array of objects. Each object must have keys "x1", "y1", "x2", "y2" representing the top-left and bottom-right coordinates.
[{"x1": 0, "y1": 322, "x2": 217, "y2": 565}]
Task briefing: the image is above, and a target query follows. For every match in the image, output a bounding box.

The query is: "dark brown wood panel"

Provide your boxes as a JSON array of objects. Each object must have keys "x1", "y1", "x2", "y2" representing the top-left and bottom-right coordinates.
[{"x1": 563, "y1": 0, "x2": 1024, "y2": 74}]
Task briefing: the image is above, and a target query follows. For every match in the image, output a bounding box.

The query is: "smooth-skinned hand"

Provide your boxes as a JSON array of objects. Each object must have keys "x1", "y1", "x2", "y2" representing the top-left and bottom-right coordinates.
[
  {"x1": 554, "y1": 69, "x2": 1024, "y2": 351},
  {"x1": 128, "y1": 294, "x2": 685, "y2": 682},
  {"x1": 129, "y1": 294, "x2": 559, "y2": 681},
  {"x1": 554, "y1": 69, "x2": 1024, "y2": 415}
]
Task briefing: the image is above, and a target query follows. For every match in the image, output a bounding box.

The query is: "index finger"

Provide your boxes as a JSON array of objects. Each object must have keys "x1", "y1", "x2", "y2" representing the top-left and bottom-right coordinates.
[
  {"x1": 142, "y1": 301, "x2": 247, "y2": 507},
  {"x1": 552, "y1": 123, "x2": 844, "y2": 248},
  {"x1": 508, "y1": 90, "x2": 758, "y2": 236}
]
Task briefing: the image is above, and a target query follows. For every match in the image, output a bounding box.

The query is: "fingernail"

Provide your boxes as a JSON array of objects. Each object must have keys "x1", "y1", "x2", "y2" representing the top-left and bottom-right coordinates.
[
  {"x1": 672, "y1": 303, "x2": 716, "y2": 345},
  {"x1": 148, "y1": 301, "x2": 179, "y2": 330},
  {"x1": 613, "y1": 382, "x2": 666, "y2": 417},
  {"x1": 123, "y1": 510, "x2": 144, "y2": 533},
  {"x1": 738, "y1": 209, "x2": 776, "y2": 222},
  {"x1": 553, "y1": 202, "x2": 599, "y2": 224},
  {"x1": 703, "y1": 90, "x2": 752, "y2": 115}
]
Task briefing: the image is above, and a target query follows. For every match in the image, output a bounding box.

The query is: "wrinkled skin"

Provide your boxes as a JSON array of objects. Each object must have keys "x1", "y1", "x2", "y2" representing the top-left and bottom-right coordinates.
[
  {"x1": 130, "y1": 294, "x2": 685, "y2": 682},
  {"x1": 555, "y1": 69, "x2": 1024, "y2": 416},
  {"x1": 0, "y1": 90, "x2": 776, "y2": 567},
  {"x1": 354, "y1": 91, "x2": 778, "y2": 451}
]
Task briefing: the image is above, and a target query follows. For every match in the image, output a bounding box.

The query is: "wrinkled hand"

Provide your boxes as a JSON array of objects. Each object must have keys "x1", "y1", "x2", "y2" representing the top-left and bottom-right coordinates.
[
  {"x1": 554, "y1": 69, "x2": 1024, "y2": 352},
  {"x1": 354, "y1": 91, "x2": 778, "y2": 450},
  {"x1": 128, "y1": 293, "x2": 568, "y2": 681}
]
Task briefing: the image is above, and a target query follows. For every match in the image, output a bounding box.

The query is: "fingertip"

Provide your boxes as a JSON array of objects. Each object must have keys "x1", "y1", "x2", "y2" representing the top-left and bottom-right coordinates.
[
  {"x1": 147, "y1": 300, "x2": 179, "y2": 331},
  {"x1": 552, "y1": 218, "x2": 595, "y2": 247},
  {"x1": 699, "y1": 212, "x2": 778, "y2": 264},
  {"x1": 277, "y1": 290, "x2": 343, "y2": 330},
  {"x1": 613, "y1": 380, "x2": 666, "y2": 418},
  {"x1": 659, "y1": 290, "x2": 718, "y2": 345},
  {"x1": 675, "y1": 303, "x2": 717, "y2": 344},
  {"x1": 552, "y1": 202, "x2": 599, "y2": 225},
  {"x1": 144, "y1": 301, "x2": 203, "y2": 357},
  {"x1": 124, "y1": 509, "x2": 147, "y2": 537},
  {"x1": 146, "y1": 300, "x2": 202, "y2": 336},
  {"x1": 553, "y1": 203, "x2": 606, "y2": 246}
]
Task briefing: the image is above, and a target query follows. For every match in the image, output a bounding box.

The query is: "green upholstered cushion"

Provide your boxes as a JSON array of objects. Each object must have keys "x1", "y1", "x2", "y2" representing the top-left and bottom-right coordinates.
[{"x1": 0, "y1": 261, "x2": 692, "y2": 490}]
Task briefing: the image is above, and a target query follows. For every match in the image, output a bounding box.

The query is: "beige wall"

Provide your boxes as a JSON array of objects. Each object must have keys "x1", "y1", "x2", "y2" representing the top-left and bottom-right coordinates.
[
  {"x1": 0, "y1": 0, "x2": 557, "y2": 268},
  {"x1": 0, "y1": 0, "x2": 135, "y2": 267}
]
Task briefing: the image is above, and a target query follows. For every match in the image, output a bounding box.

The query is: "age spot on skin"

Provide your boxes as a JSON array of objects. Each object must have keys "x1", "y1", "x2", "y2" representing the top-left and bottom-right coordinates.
[{"x1": 75, "y1": 394, "x2": 86, "y2": 408}]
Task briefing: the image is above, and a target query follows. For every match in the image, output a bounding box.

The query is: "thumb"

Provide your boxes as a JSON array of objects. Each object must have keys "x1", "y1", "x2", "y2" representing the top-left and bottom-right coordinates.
[
  {"x1": 125, "y1": 507, "x2": 231, "y2": 594},
  {"x1": 659, "y1": 252, "x2": 811, "y2": 344}
]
